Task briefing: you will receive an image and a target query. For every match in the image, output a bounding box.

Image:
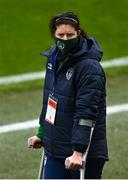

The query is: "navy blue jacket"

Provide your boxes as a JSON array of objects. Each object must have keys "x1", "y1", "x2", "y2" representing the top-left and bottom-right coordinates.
[{"x1": 39, "y1": 36, "x2": 108, "y2": 160}]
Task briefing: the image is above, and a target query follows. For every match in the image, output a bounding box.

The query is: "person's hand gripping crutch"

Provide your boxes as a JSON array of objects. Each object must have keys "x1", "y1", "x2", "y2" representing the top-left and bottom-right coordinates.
[
  {"x1": 27, "y1": 136, "x2": 43, "y2": 149},
  {"x1": 27, "y1": 135, "x2": 44, "y2": 180},
  {"x1": 65, "y1": 151, "x2": 83, "y2": 170}
]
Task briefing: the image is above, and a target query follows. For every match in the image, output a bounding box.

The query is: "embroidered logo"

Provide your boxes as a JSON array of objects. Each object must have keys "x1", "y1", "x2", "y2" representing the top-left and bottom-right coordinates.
[
  {"x1": 66, "y1": 68, "x2": 73, "y2": 80},
  {"x1": 48, "y1": 63, "x2": 52, "y2": 70},
  {"x1": 57, "y1": 41, "x2": 65, "y2": 50}
]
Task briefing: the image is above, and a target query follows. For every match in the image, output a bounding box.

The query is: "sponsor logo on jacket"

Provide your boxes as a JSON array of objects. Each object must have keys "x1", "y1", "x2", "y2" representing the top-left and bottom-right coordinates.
[{"x1": 48, "y1": 63, "x2": 52, "y2": 70}]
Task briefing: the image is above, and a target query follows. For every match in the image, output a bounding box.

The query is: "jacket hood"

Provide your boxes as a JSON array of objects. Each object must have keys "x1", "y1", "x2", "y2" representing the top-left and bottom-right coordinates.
[
  {"x1": 41, "y1": 36, "x2": 103, "y2": 62},
  {"x1": 73, "y1": 36, "x2": 103, "y2": 62}
]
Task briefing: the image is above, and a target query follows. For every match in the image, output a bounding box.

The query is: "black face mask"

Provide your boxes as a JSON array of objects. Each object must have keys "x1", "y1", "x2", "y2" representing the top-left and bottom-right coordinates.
[{"x1": 55, "y1": 37, "x2": 79, "y2": 54}]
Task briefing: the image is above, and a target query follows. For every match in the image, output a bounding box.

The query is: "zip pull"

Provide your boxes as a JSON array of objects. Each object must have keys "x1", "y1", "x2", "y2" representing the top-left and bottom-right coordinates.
[{"x1": 51, "y1": 87, "x2": 55, "y2": 96}]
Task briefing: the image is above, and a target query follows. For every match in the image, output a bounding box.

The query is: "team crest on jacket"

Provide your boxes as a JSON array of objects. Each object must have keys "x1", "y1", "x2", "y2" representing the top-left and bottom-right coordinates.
[{"x1": 66, "y1": 68, "x2": 73, "y2": 80}]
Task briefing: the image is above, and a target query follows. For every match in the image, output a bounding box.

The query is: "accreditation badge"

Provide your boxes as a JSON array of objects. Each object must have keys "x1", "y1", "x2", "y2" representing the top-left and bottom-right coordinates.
[{"x1": 45, "y1": 95, "x2": 57, "y2": 125}]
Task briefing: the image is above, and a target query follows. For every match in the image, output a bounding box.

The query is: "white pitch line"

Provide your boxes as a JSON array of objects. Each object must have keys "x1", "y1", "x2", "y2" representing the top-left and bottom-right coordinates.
[
  {"x1": 0, "y1": 103, "x2": 128, "y2": 134},
  {"x1": 0, "y1": 119, "x2": 38, "y2": 134},
  {"x1": 0, "y1": 71, "x2": 46, "y2": 85},
  {"x1": 107, "y1": 103, "x2": 128, "y2": 114},
  {"x1": 101, "y1": 56, "x2": 128, "y2": 68},
  {"x1": 0, "y1": 56, "x2": 128, "y2": 85}
]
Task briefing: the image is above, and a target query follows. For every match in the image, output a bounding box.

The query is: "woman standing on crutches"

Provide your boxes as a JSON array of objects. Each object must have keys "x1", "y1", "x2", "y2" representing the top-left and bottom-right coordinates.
[{"x1": 28, "y1": 11, "x2": 108, "y2": 179}]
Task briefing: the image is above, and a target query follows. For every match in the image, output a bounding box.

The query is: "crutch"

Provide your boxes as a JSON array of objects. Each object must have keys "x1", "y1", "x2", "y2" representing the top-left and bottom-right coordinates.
[
  {"x1": 80, "y1": 121, "x2": 95, "y2": 180},
  {"x1": 38, "y1": 149, "x2": 45, "y2": 180}
]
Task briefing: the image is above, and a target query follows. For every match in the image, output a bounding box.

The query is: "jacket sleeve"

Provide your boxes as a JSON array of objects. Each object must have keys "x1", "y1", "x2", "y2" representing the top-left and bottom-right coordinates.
[
  {"x1": 72, "y1": 60, "x2": 106, "y2": 152},
  {"x1": 36, "y1": 125, "x2": 44, "y2": 140}
]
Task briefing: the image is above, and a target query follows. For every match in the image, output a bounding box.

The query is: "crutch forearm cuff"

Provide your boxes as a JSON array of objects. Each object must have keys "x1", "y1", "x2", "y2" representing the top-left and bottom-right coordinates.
[{"x1": 78, "y1": 119, "x2": 96, "y2": 127}]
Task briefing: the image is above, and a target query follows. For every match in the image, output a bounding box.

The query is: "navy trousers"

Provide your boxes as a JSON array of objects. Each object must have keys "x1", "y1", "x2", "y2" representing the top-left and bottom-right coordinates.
[{"x1": 44, "y1": 153, "x2": 106, "y2": 179}]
